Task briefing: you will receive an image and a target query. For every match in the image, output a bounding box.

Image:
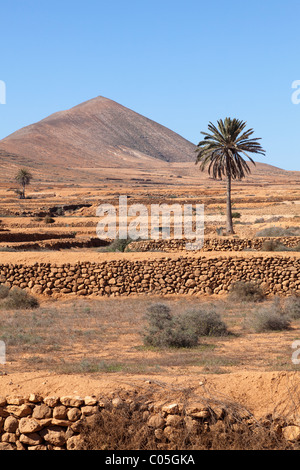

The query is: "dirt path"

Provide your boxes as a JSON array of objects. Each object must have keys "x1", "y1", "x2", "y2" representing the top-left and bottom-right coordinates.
[{"x1": 1, "y1": 250, "x2": 300, "y2": 265}]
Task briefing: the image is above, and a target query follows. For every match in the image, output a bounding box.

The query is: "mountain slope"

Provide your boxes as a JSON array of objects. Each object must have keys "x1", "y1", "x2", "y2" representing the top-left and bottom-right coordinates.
[
  {"x1": 0, "y1": 96, "x2": 295, "y2": 185},
  {"x1": 0, "y1": 96, "x2": 196, "y2": 179}
]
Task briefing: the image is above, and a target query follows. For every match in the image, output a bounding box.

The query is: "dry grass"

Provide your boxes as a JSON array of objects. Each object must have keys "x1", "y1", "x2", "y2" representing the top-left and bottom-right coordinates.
[
  {"x1": 79, "y1": 399, "x2": 296, "y2": 450},
  {"x1": 0, "y1": 295, "x2": 300, "y2": 376}
]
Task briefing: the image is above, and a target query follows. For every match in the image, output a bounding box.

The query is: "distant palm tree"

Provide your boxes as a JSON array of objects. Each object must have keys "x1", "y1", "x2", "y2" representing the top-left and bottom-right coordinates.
[
  {"x1": 15, "y1": 168, "x2": 33, "y2": 199},
  {"x1": 195, "y1": 118, "x2": 265, "y2": 234}
]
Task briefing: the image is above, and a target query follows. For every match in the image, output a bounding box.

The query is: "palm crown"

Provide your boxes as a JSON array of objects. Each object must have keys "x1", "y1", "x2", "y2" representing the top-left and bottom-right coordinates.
[{"x1": 195, "y1": 118, "x2": 265, "y2": 180}]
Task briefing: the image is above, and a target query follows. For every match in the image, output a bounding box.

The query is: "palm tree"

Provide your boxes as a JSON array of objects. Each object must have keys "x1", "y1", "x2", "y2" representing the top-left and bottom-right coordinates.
[
  {"x1": 15, "y1": 168, "x2": 33, "y2": 199},
  {"x1": 195, "y1": 118, "x2": 265, "y2": 234}
]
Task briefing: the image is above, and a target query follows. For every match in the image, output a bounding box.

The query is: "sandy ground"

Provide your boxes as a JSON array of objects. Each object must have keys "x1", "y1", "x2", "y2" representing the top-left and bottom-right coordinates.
[
  {"x1": 0, "y1": 369, "x2": 300, "y2": 421},
  {"x1": 1, "y1": 250, "x2": 300, "y2": 266}
]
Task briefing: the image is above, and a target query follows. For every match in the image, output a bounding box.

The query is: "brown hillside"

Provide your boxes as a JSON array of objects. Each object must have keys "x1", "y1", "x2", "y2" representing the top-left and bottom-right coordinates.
[
  {"x1": 0, "y1": 96, "x2": 196, "y2": 182},
  {"x1": 0, "y1": 95, "x2": 297, "y2": 185}
]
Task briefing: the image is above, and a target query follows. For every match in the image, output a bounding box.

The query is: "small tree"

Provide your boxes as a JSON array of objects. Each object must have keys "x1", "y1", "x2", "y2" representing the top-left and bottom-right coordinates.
[{"x1": 15, "y1": 168, "x2": 33, "y2": 199}]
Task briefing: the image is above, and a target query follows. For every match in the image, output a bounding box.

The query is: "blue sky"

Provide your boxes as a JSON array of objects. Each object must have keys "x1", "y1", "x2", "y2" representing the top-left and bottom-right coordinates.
[{"x1": 0, "y1": 0, "x2": 299, "y2": 170}]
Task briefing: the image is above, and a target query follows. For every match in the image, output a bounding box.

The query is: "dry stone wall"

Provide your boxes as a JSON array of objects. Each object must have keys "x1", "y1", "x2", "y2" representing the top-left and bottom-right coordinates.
[
  {"x1": 0, "y1": 255, "x2": 299, "y2": 297},
  {"x1": 0, "y1": 394, "x2": 99, "y2": 450},
  {"x1": 1, "y1": 393, "x2": 299, "y2": 450},
  {"x1": 130, "y1": 237, "x2": 300, "y2": 252}
]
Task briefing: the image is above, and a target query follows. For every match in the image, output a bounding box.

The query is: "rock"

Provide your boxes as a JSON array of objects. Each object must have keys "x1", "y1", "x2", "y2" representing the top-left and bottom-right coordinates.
[
  {"x1": 5, "y1": 404, "x2": 32, "y2": 418},
  {"x1": 32, "y1": 404, "x2": 52, "y2": 419},
  {"x1": 40, "y1": 426, "x2": 67, "y2": 446},
  {"x1": 282, "y1": 425, "x2": 300, "y2": 441},
  {"x1": 66, "y1": 435, "x2": 84, "y2": 450},
  {"x1": 43, "y1": 396, "x2": 60, "y2": 407},
  {"x1": 19, "y1": 432, "x2": 43, "y2": 446},
  {"x1": 84, "y1": 396, "x2": 98, "y2": 406},
  {"x1": 147, "y1": 414, "x2": 165, "y2": 429},
  {"x1": 81, "y1": 406, "x2": 99, "y2": 416},
  {"x1": 161, "y1": 403, "x2": 180, "y2": 415},
  {"x1": 60, "y1": 396, "x2": 84, "y2": 407},
  {"x1": 53, "y1": 406, "x2": 67, "y2": 420},
  {"x1": 165, "y1": 414, "x2": 183, "y2": 428},
  {"x1": 1, "y1": 432, "x2": 17, "y2": 443},
  {"x1": 186, "y1": 404, "x2": 210, "y2": 419},
  {"x1": 6, "y1": 396, "x2": 26, "y2": 405},
  {"x1": 0, "y1": 442, "x2": 15, "y2": 450},
  {"x1": 19, "y1": 418, "x2": 42, "y2": 434},
  {"x1": 4, "y1": 416, "x2": 18, "y2": 432}
]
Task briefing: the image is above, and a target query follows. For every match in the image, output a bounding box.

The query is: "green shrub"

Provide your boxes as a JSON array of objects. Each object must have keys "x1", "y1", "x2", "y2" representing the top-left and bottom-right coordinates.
[
  {"x1": 228, "y1": 281, "x2": 265, "y2": 303},
  {"x1": 1, "y1": 287, "x2": 39, "y2": 310},
  {"x1": 232, "y1": 212, "x2": 241, "y2": 219},
  {"x1": 142, "y1": 302, "x2": 229, "y2": 348},
  {"x1": 98, "y1": 237, "x2": 134, "y2": 253},
  {"x1": 180, "y1": 306, "x2": 228, "y2": 337},
  {"x1": 142, "y1": 303, "x2": 199, "y2": 348},
  {"x1": 250, "y1": 299, "x2": 291, "y2": 332}
]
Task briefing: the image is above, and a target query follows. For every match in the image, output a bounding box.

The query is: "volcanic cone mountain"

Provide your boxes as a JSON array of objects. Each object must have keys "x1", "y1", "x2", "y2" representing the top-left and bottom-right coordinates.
[
  {"x1": 0, "y1": 96, "x2": 198, "y2": 183},
  {"x1": 0, "y1": 95, "x2": 296, "y2": 185}
]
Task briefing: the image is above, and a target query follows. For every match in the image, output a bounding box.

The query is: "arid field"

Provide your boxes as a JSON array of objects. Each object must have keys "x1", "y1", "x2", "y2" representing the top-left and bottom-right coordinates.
[{"x1": 0, "y1": 170, "x2": 300, "y2": 432}]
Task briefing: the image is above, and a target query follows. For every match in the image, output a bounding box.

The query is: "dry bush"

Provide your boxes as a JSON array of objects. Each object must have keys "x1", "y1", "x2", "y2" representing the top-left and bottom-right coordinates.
[
  {"x1": 142, "y1": 304, "x2": 199, "y2": 349},
  {"x1": 80, "y1": 401, "x2": 294, "y2": 451},
  {"x1": 0, "y1": 287, "x2": 39, "y2": 310},
  {"x1": 249, "y1": 299, "x2": 291, "y2": 333},
  {"x1": 284, "y1": 295, "x2": 300, "y2": 320},
  {"x1": 255, "y1": 226, "x2": 300, "y2": 237},
  {"x1": 0, "y1": 285, "x2": 9, "y2": 299},
  {"x1": 228, "y1": 281, "x2": 265, "y2": 303},
  {"x1": 261, "y1": 240, "x2": 300, "y2": 252},
  {"x1": 181, "y1": 306, "x2": 229, "y2": 337}
]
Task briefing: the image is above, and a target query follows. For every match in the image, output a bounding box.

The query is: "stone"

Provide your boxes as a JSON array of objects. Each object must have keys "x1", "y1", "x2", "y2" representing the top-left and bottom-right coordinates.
[
  {"x1": 60, "y1": 396, "x2": 84, "y2": 407},
  {"x1": 161, "y1": 403, "x2": 180, "y2": 415},
  {"x1": 0, "y1": 442, "x2": 15, "y2": 450},
  {"x1": 67, "y1": 407, "x2": 81, "y2": 421},
  {"x1": 165, "y1": 414, "x2": 183, "y2": 428},
  {"x1": 0, "y1": 397, "x2": 7, "y2": 407},
  {"x1": 53, "y1": 406, "x2": 67, "y2": 420},
  {"x1": 147, "y1": 414, "x2": 165, "y2": 429},
  {"x1": 84, "y1": 396, "x2": 98, "y2": 406},
  {"x1": 6, "y1": 396, "x2": 26, "y2": 405},
  {"x1": 66, "y1": 435, "x2": 84, "y2": 450},
  {"x1": 29, "y1": 394, "x2": 43, "y2": 403},
  {"x1": 81, "y1": 405, "x2": 98, "y2": 416},
  {"x1": 19, "y1": 433, "x2": 43, "y2": 446},
  {"x1": 1, "y1": 432, "x2": 17, "y2": 443},
  {"x1": 27, "y1": 444, "x2": 47, "y2": 450},
  {"x1": 31, "y1": 285, "x2": 44, "y2": 295},
  {"x1": 32, "y1": 404, "x2": 52, "y2": 419},
  {"x1": 19, "y1": 418, "x2": 43, "y2": 434},
  {"x1": 5, "y1": 404, "x2": 32, "y2": 418},
  {"x1": 4, "y1": 416, "x2": 18, "y2": 432},
  {"x1": 40, "y1": 426, "x2": 67, "y2": 446},
  {"x1": 186, "y1": 404, "x2": 210, "y2": 419},
  {"x1": 43, "y1": 396, "x2": 60, "y2": 407},
  {"x1": 282, "y1": 425, "x2": 300, "y2": 441}
]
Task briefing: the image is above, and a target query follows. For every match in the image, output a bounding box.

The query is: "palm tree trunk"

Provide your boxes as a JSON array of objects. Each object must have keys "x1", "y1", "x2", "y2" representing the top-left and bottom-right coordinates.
[{"x1": 226, "y1": 173, "x2": 234, "y2": 234}]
